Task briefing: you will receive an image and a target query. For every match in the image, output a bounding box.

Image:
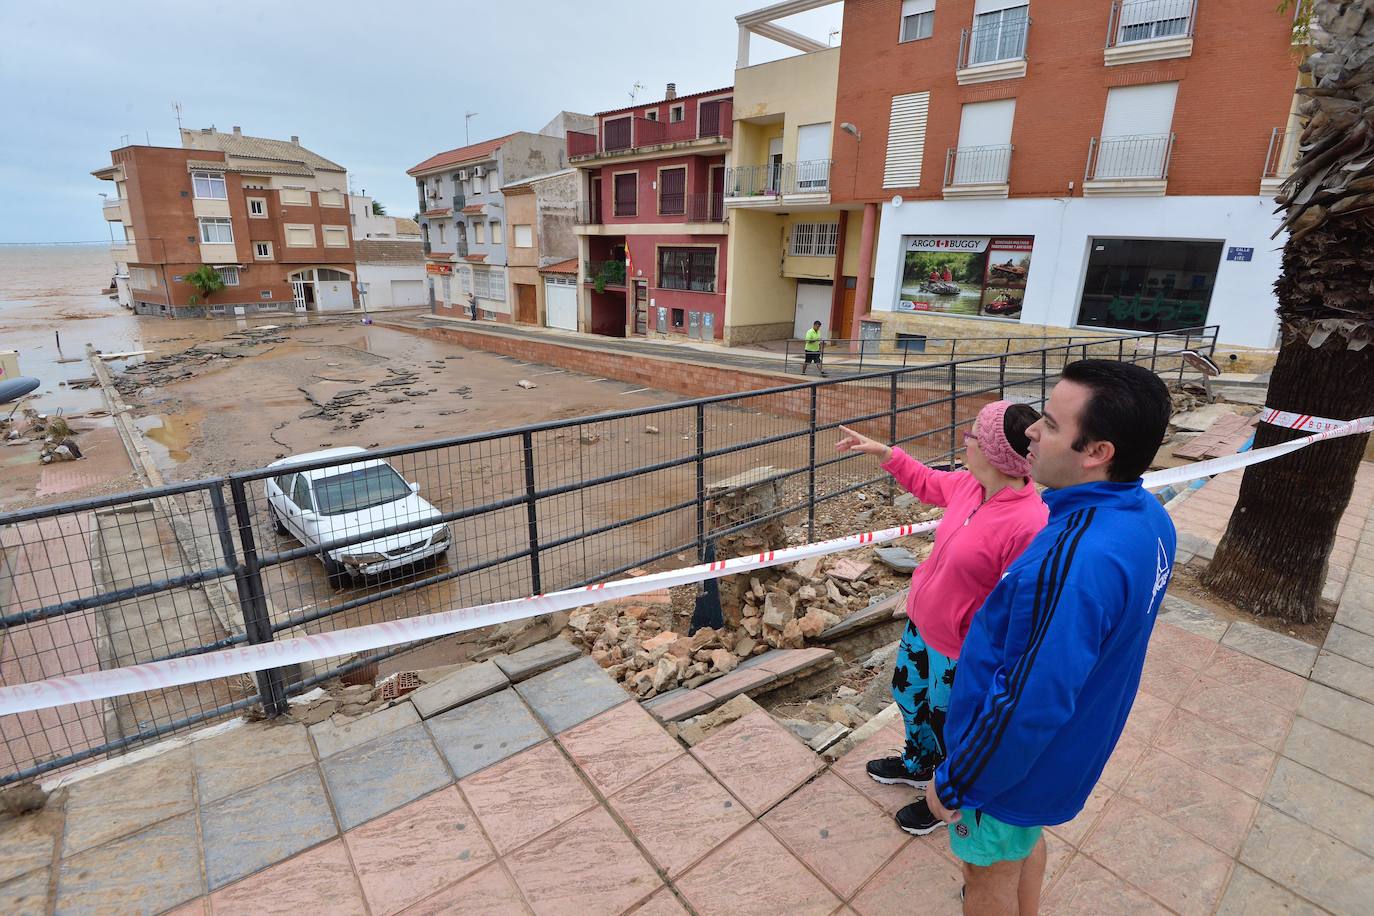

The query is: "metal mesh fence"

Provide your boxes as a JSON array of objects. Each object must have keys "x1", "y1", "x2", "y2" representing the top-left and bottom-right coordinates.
[{"x1": 0, "y1": 326, "x2": 1217, "y2": 783}]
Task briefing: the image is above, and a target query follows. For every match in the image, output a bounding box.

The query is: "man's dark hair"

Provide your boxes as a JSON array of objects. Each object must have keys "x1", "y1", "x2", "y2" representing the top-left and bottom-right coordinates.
[
  {"x1": 813, "y1": 320, "x2": 822, "y2": 326},
  {"x1": 1002, "y1": 403, "x2": 1040, "y2": 458},
  {"x1": 1060, "y1": 359, "x2": 1172, "y2": 482}
]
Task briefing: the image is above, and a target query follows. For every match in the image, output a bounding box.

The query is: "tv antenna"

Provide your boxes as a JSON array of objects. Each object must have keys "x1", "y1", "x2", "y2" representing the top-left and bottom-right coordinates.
[
  {"x1": 629, "y1": 81, "x2": 646, "y2": 103},
  {"x1": 173, "y1": 101, "x2": 183, "y2": 130},
  {"x1": 464, "y1": 111, "x2": 478, "y2": 145},
  {"x1": 828, "y1": 28, "x2": 840, "y2": 45}
]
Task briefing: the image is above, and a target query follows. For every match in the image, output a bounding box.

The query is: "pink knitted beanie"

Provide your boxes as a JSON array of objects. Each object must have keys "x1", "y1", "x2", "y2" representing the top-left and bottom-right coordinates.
[{"x1": 976, "y1": 400, "x2": 1033, "y2": 478}]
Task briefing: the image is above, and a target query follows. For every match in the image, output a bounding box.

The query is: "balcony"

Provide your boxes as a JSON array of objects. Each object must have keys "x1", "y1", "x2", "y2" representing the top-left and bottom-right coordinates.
[
  {"x1": 575, "y1": 199, "x2": 603, "y2": 225},
  {"x1": 957, "y1": 15, "x2": 1030, "y2": 84},
  {"x1": 567, "y1": 99, "x2": 733, "y2": 161},
  {"x1": 943, "y1": 145, "x2": 1013, "y2": 199},
  {"x1": 584, "y1": 259, "x2": 627, "y2": 291},
  {"x1": 724, "y1": 160, "x2": 832, "y2": 209},
  {"x1": 1261, "y1": 127, "x2": 1300, "y2": 195},
  {"x1": 102, "y1": 196, "x2": 129, "y2": 223},
  {"x1": 1105, "y1": 0, "x2": 1196, "y2": 66},
  {"x1": 110, "y1": 238, "x2": 137, "y2": 261},
  {"x1": 1083, "y1": 133, "x2": 1174, "y2": 196}
]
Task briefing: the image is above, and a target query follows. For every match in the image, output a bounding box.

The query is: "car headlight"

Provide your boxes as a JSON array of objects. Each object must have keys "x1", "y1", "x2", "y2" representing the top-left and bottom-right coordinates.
[
  {"x1": 341, "y1": 552, "x2": 388, "y2": 567},
  {"x1": 429, "y1": 526, "x2": 451, "y2": 545}
]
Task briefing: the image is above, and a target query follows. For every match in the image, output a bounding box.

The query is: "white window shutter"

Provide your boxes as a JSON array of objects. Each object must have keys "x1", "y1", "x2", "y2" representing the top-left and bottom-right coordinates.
[{"x1": 883, "y1": 92, "x2": 929, "y2": 189}]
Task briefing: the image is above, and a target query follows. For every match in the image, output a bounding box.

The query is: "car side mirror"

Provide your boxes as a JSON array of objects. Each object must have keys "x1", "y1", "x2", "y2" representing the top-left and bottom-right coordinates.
[{"x1": 409, "y1": 481, "x2": 420, "y2": 494}]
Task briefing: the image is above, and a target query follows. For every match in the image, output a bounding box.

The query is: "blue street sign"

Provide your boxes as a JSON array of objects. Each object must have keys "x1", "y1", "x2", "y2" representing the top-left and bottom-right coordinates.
[{"x1": 1226, "y1": 247, "x2": 1254, "y2": 262}]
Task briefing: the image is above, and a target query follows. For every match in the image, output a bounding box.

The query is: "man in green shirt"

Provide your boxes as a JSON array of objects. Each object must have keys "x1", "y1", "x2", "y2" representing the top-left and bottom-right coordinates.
[{"x1": 802, "y1": 320, "x2": 827, "y2": 377}]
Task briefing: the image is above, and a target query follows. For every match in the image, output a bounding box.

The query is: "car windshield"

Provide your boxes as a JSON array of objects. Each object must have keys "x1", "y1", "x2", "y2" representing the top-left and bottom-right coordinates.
[{"x1": 311, "y1": 465, "x2": 412, "y2": 516}]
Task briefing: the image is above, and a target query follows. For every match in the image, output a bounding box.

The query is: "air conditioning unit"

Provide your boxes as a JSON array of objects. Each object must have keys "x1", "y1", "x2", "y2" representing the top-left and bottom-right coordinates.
[
  {"x1": 457, "y1": 169, "x2": 469, "y2": 180},
  {"x1": 473, "y1": 166, "x2": 487, "y2": 178}
]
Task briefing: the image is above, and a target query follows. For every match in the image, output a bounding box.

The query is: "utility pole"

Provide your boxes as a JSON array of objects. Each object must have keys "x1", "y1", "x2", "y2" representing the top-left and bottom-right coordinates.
[{"x1": 464, "y1": 111, "x2": 478, "y2": 145}]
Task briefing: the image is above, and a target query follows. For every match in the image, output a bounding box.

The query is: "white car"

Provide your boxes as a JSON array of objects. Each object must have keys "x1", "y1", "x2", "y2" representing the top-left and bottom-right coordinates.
[{"x1": 264, "y1": 447, "x2": 450, "y2": 585}]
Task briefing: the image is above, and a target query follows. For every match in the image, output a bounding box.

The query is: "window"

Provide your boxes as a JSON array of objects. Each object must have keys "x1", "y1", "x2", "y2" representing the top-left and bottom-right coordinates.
[
  {"x1": 318, "y1": 189, "x2": 345, "y2": 207},
  {"x1": 1094, "y1": 82, "x2": 1179, "y2": 179},
  {"x1": 614, "y1": 172, "x2": 638, "y2": 217},
  {"x1": 670, "y1": 104, "x2": 685, "y2": 123},
  {"x1": 1119, "y1": 0, "x2": 1192, "y2": 43},
  {"x1": 254, "y1": 241, "x2": 273, "y2": 260},
  {"x1": 131, "y1": 267, "x2": 160, "y2": 288},
  {"x1": 473, "y1": 266, "x2": 506, "y2": 301},
  {"x1": 659, "y1": 167, "x2": 686, "y2": 215},
  {"x1": 280, "y1": 187, "x2": 310, "y2": 205},
  {"x1": 438, "y1": 223, "x2": 446, "y2": 244},
  {"x1": 316, "y1": 268, "x2": 351, "y2": 280},
  {"x1": 486, "y1": 171, "x2": 498, "y2": 193},
  {"x1": 259, "y1": 290, "x2": 272, "y2": 299},
  {"x1": 323, "y1": 226, "x2": 349, "y2": 247},
  {"x1": 192, "y1": 171, "x2": 227, "y2": 200},
  {"x1": 284, "y1": 224, "x2": 315, "y2": 247},
  {"x1": 790, "y1": 222, "x2": 840, "y2": 257},
  {"x1": 248, "y1": 198, "x2": 267, "y2": 217},
  {"x1": 490, "y1": 221, "x2": 504, "y2": 244},
  {"x1": 897, "y1": 333, "x2": 928, "y2": 353},
  {"x1": 645, "y1": 109, "x2": 659, "y2": 121},
  {"x1": 273, "y1": 473, "x2": 296, "y2": 498},
  {"x1": 672, "y1": 308, "x2": 685, "y2": 328},
  {"x1": 216, "y1": 266, "x2": 240, "y2": 286},
  {"x1": 1076, "y1": 238, "x2": 1222, "y2": 333},
  {"x1": 199, "y1": 217, "x2": 234, "y2": 244},
  {"x1": 658, "y1": 247, "x2": 717, "y2": 292},
  {"x1": 291, "y1": 475, "x2": 315, "y2": 512},
  {"x1": 969, "y1": 1, "x2": 1029, "y2": 66},
  {"x1": 470, "y1": 177, "x2": 481, "y2": 195},
  {"x1": 952, "y1": 98, "x2": 1016, "y2": 184},
  {"x1": 883, "y1": 92, "x2": 930, "y2": 188},
  {"x1": 514, "y1": 224, "x2": 533, "y2": 248},
  {"x1": 901, "y1": 0, "x2": 935, "y2": 41},
  {"x1": 474, "y1": 221, "x2": 486, "y2": 244}
]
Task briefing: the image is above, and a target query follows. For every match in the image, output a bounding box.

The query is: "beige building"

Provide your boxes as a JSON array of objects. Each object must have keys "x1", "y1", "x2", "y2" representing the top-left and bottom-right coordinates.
[{"x1": 502, "y1": 169, "x2": 578, "y2": 328}]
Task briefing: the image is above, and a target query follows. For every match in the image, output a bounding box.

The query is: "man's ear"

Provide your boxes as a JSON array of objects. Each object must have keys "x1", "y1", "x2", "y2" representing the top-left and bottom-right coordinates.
[{"x1": 1081, "y1": 439, "x2": 1115, "y2": 474}]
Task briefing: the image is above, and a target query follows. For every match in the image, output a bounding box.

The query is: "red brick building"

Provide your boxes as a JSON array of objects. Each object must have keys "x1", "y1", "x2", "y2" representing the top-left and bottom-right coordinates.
[
  {"x1": 567, "y1": 85, "x2": 733, "y2": 339},
  {"x1": 94, "y1": 127, "x2": 357, "y2": 318}
]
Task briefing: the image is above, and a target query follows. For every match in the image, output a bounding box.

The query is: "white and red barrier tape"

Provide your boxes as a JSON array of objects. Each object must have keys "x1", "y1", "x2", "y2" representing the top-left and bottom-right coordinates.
[
  {"x1": 1, "y1": 414, "x2": 1371, "y2": 719},
  {"x1": 1260, "y1": 407, "x2": 1350, "y2": 434}
]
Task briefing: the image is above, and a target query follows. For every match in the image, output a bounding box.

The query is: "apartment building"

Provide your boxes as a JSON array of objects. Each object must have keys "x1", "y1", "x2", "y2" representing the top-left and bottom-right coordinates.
[
  {"x1": 502, "y1": 168, "x2": 579, "y2": 328},
  {"x1": 830, "y1": 0, "x2": 1300, "y2": 350},
  {"x1": 349, "y1": 193, "x2": 422, "y2": 239},
  {"x1": 568, "y1": 85, "x2": 732, "y2": 340},
  {"x1": 93, "y1": 127, "x2": 358, "y2": 317}
]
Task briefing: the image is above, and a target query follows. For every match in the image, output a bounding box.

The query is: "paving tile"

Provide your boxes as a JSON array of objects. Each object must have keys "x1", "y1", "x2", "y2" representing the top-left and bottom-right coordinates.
[
  {"x1": 1119, "y1": 747, "x2": 1258, "y2": 855},
  {"x1": 694, "y1": 666, "x2": 777, "y2": 701},
  {"x1": 829, "y1": 724, "x2": 916, "y2": 814},
  {"x1": 1153, "y1": 708, "x2": 1276, "y2": 797},
  {"x1": 56, "y1": 813, "x2": 201, "y2": 915},
  {"x1": 492, "y1": 639, "x2": 582, "y2": 682},
  {"x1": 1204, "y1": 646, "x2": 1308, "y2": 710},
  {"x1": 1097, "y1": 734, "x2": 1147, "y2": 790},
  {"x1": 400, "y1": 861, "x2": 531, "y2": 916},
  {"x1": 1283, "y1": 715, "x2": 1374, "y2": 796},
  {"x1": 1240, "y1": 804, "x2": 1374, "y2": 915},
  {"x1": 311, "y1": 701, "x2": 420, "y2": 759},
  {"x1": 514, "y1": 655, "x2": 630, "y2": 734},
  {"x1": 458, "y1": 741, "x2": 596, "y2": 855},
  {"x1": 1049, "y1": 783, "x2": 1113, "y2": 846},
  {"x1": 345, "y1": 787, "x2": 494, "y2": 916},
  {"x1": 1179, "y1": 675, "x2": 1295, "y2": 751},
  {"x1": 0, "y1": 867, "x2": 49, "y2": 916},
  {"x1": 690, "y1": 709, "x2": 823, "y2": 816},
  {"x1": 1220, "y1": 621, "x2": 1320, "y2": 676},
  {"x1": 1137, "y1": 647, "x2": 1200, "y2": 703},
  {"x1": 60, "y1": 746, "x2": 195, "y2": 856},
  {"x1": 1264, "y1": 757, "x2": 1374, "y2": 857},
  {"x1": 631, "y1": 888, "x2": 691, "y2": 916},
  {"x1": 1080, "y1": 797, "x2": 1232, "y2": 916},
  {"x1": 1335, "y1": 599, "x2": 1374, "y2": 638},
  {"x1": 426, "y1": 688, "x2": 547, "y2": 779},
  {"x1": 556, "y1": 701, "x2": 684, "y2": 796},
  {"x1": 642, "y1": 688, "x2": 715, "y2": 722},
  {"x1": 1324, "y1": 622, "x2": 1374, "y2": 667},
  {"x1": 1149, "y1": 620, "x2": 1222, "y2": 669},
  {"x1": 608, "y1": 754, "x2": 752, "y2": 877},
  {"x1": 1215, "y1": 865, "x2": 1326, "y2": 915},
  {"x1": 849, "y1": 837, "x2": 962, "y2": 916},
  {"x1": 321, "y1": 723, "x2": 452, "y2": 831},
  {"x1": 675, "y1": 822, "x2": 841, "y2": 916},
  {"x1": 1042, "y1": 829, "x2": 1076, "y2": 887},
  {"x1": 200, "y1": 766, "x2": 336, "y2": 890},
  {"x1": 1311, "y1": 649, "x2": 1374, "y2": 704},
  {"x1": 0, "y1": 804, "x2": 61, "y2": 884},
  {"x1": 1297, "y1": 680, "x2": 1374, "y2": 747},
  {"x1": 1041, "y1": 853, "x2": 1171, "y2": 915},
  {"x1": 1159, "y1": 597, "x2": 1229, "y2": 641},
  {"x1": 193, "y1": 722, "x2": 315, "y2": 804},
  {"x1": 761, "y1": 771, "x2": 907, "y2": 898},
  {"x1": 504, "y1": 806, "x2": 661, "y2": 916},
  {"x1": 207, "y1": 838, "x2": 366, "y2": 916},
  {"x1": 753, "y1": 646, "x2": 836, "y2": 677},
  {"x1": 1118, "y1": 689, "x2": 1174, "y2": 746},
  {"x1": 164, "y1": 900, "x2": 206, "y2": 916},
  {"x1": 409, "y1": 661, "x2": 509, "y2": 719}
]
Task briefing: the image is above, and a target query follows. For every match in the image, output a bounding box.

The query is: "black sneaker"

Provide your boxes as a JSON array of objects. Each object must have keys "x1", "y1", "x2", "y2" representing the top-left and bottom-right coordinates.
[
  {"x1": 895, "y1": 797, "x2": 944, "y2": 836},
  {"x1": 865, "y1": 756, "x2": 931, "y2": 788}
]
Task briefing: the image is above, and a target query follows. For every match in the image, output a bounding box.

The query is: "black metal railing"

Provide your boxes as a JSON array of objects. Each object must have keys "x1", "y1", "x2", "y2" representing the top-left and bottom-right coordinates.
[
  {"x1": 1086, "y1": 133, "x2": 1176, "y2": 181},
  {"x1": 944, "y1": 145, "x2": 1014, "y2": 187},
  {"x1": 725, "y1": 160, "x2": 833, "y2": 198},
  {"x1": 0, "y1": 324, "x2": 1217, "y2": 785},
  {"x1": 1107, "y1": 0, "x2": 1197, "y2": 47},
  {"x1": 960, "y1": 15, "x2": 1030, "y2": 69}
]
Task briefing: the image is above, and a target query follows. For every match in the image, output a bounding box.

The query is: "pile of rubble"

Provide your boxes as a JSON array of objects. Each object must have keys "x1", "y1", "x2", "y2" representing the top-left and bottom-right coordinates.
[
  {"x1": 1, "y1": 410, "x2": 84, "y2": 463},
  {"x1": 113, "y1": 327, "x2": 287, "y2": 396}
]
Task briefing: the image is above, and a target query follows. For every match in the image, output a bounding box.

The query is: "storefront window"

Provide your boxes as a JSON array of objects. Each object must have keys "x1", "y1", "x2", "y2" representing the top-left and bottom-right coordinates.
[{"x1": 1076, "y1": 238, "x2": 1222, "y2": 333}]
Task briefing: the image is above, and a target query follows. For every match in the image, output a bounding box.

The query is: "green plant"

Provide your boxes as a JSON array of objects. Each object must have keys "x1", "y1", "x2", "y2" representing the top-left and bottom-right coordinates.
[
  {"x1": 593, "y1": 259, "x2": 627, "y2": 293},
  {"x1": 372, "y1": 200, "x2": 387, "y2": 215},
  {"x1": 185, "y1": 265, "x2": 225, "y2": 303}
]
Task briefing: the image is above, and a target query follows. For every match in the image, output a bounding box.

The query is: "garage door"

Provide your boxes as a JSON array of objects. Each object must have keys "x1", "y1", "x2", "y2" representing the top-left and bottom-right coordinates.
[
  {"x1": 544, "y1": 276, "x2": 578, "y2": 331},
  {"x1": 316, "y1": 273, "x2": 354, "y2": 312},
  {"x1": 391, "y1": 279, "x2": 425, "y2": 307},
  {"x1": 793, "y1": 281, "x2": 834, "y2": 339}
]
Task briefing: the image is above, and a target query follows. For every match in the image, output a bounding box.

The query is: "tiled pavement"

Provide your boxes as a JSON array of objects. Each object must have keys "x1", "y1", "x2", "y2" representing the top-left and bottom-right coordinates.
[{"x1": 3, "y1": 473, "x2": 1374, "y2": 913}]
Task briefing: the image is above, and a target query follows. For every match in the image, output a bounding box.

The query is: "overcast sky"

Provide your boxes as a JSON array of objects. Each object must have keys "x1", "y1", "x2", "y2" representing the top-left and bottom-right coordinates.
[{"x1": 0, "y1": 0, "x2": 843, "y2": 244}]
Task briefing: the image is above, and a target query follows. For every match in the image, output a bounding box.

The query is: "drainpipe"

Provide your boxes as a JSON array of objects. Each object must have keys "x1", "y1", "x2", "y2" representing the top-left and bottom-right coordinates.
[
  {"x1": 851, "y1": 202, "x2": 878, "y2": 348},
  {"x1": 828, "y1": 211, "x2": 849, "y2": 335}
]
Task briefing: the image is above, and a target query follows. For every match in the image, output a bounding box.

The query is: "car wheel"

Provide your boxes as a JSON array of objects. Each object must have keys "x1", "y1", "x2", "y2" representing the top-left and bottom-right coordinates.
[{"x1": 321, "y1": 554, "x2": 349, "y2": 589}]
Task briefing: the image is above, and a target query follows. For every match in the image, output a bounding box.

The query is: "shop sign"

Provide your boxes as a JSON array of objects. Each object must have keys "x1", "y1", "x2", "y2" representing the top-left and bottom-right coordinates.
[
  {"x1": 425, "y1": 262, "x2": 453, "y2": 275},
  {"x1": 897, "y1": 235, "x2": 1033, "y2": 321}
]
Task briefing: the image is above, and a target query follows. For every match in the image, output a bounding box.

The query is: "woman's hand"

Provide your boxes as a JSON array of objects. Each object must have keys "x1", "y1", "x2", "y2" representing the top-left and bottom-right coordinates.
[{"x1": 836, "y1": 425, "x2": 892, "y2": 463}]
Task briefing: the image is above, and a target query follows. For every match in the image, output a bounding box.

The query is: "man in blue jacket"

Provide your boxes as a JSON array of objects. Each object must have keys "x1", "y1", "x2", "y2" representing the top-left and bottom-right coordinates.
[{"x1": 925, "y1": 359, "x2": 1176, "y2": 914}]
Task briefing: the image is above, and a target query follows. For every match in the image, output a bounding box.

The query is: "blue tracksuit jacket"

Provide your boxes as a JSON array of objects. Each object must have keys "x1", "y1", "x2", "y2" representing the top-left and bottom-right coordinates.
[{"x1": 933, "y1": 479, "x2": 1176, "y2": 827}]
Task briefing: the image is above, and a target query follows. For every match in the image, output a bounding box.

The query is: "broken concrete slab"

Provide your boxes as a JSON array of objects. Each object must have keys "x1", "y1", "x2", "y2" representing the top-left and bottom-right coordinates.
[
  {"x1": 309, "y1": 700, "x2": 419, "y2": 759},
  {"x1": 492, "y1": 638, "x2": 581, "y2": 683},
  {"x1": 643, "y1": 688, "x2": 716, "y2": 723},
  {"x1": 828, "y1": 557, "x2": 873, "y2": 582},
  {"x1": 1157, "y1": 595, "x2": 1231, "y2": 642},
  {"x1": 806, "y1": 722, "x2": 850, "y2": 753},
  {"x1": 817, "y1": 591, "x2": 906, "y2": 642},
  {"x1": 874, "y1": 546, "x2": 918, "y2": 573},
  {"x1": 1221, "y1": 620, "x2": 1319, "y2": 677},
  {"x1": 409, "y1": 661, "x2": 509, "y2": 719}
]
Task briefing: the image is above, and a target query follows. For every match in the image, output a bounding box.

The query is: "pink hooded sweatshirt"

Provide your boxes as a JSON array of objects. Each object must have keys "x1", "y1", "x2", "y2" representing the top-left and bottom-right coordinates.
[{"x1": 882, "y1": 447, "x2": 1047, "y2": 659}]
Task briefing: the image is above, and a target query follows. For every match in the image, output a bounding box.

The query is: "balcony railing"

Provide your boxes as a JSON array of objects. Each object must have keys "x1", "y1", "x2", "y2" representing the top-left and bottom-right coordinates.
[
  {"x1": 584, "y1": 260, "x2": 627, "y2": 290},
  {"x1": 568, "y1": 131, "x2": 598, "y2": 157},
  {"x1": 1264, "y1": 127, "x2": 1300, "y2": 179},
  {"x1": 575, "y1": 199, "x2": 603, "y2": 225},
  {"x1": 960, "y1": 15, "x2": 1030, "y2": 68},
  {"x1": 944, "y1": 144, "x2": 1014, "y2": 186},
  {"x1": 569, "y1": 100, "x2": 733, "y2": 158},
  {"x1": 684, "y1": 191, "x2": 725, "y2": 222},
  {"x1": 1106, "y1": 0, "x2": 1196, "y2": 47},
  {"x1": 102, "y1": 196, "x2": 124, "y2": 212},
  {"x1": 1085, "y1": 133, "x2": 1175, "y2": 181},
  {"x1": 725, "y1": 160, "x2": 832, "y2": 197}
]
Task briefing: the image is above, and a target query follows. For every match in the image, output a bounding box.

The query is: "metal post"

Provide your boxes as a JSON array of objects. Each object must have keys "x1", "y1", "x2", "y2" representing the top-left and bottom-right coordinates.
[
  {"x1": 1151, "y1": 333, "x2": 1160, "y2": 372},
  {"x1": 888, "y1": 375, "x2": 898, "y2": 504},
  {"x1": 998, "y1": 354, "x2": 1007, "y2": 400},
  {"x1": 1179, "y1": 330, "x2": 1191, "y2": 382},
  {"x1": 948, "y1": 362, "x2": 958, "y2": 465},
  {"x1": 521, "y1": 430, "x2": 542, "y2": 595},
  {"x1": 1040, "y1": 349, "x2": 1048, "y2": 408},
  {"x1": 227, "y1": 477, "x2": 289, "y2": 717},
  {"x1": 807, "y1": 387, "x2": 818, "y2": 542},
  {"x1": 695, "y1": 403, "x2": 707, "y2": 561}
]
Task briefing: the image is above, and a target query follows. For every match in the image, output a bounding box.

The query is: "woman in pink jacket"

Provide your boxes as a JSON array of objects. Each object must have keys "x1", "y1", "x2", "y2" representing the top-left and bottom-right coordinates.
[{"x1": 836, "y1": 400, "x2": 1047, "y2": 835}]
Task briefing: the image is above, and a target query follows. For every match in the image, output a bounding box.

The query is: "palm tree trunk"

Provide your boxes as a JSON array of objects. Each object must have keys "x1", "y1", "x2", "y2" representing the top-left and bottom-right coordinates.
[{"x1": 1201, "y1": 223, "x2": 1374, "y2": 622}]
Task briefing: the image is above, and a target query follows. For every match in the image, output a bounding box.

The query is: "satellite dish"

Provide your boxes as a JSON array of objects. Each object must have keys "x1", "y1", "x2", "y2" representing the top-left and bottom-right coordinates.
[{"x1": 891, "y1": 195, "x2": 904, "y2": 208}]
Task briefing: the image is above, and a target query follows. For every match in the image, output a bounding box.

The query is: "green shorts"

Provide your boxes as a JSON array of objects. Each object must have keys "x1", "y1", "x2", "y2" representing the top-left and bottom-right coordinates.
[{"x1": 948, "y1": 809, "x2": 1043, "y2": 867}]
